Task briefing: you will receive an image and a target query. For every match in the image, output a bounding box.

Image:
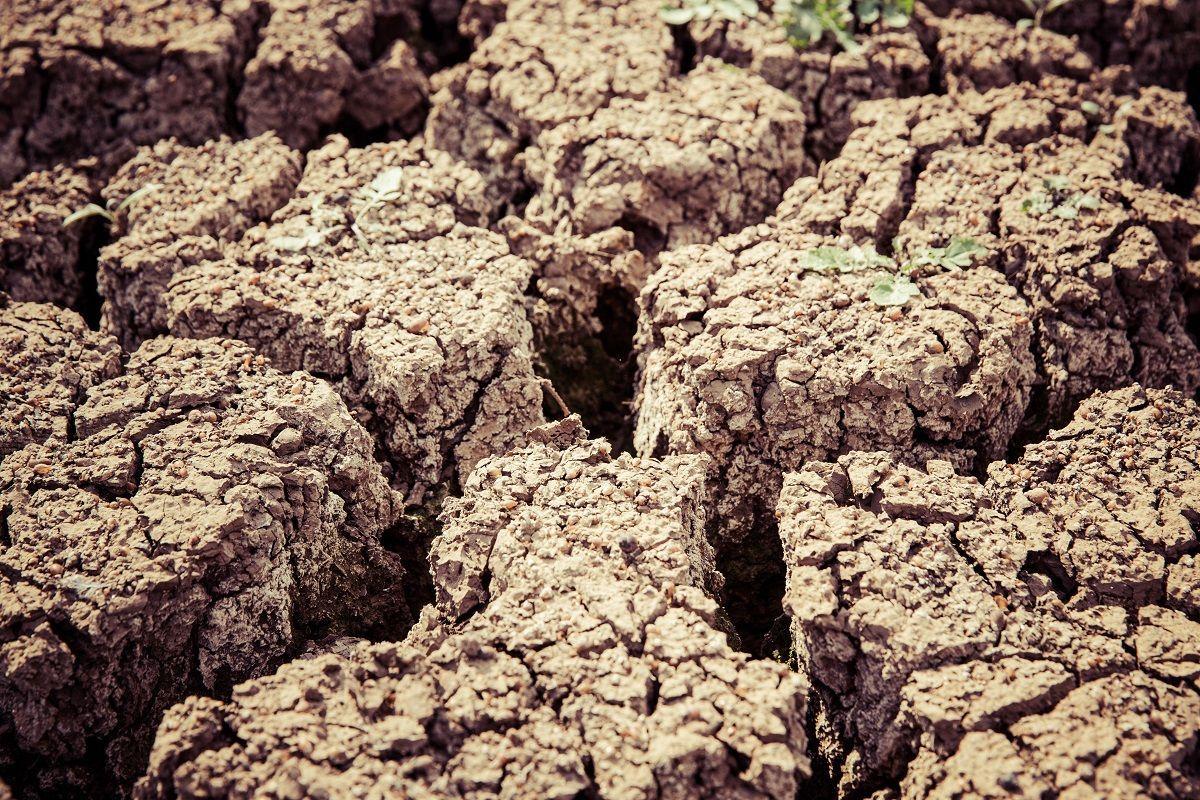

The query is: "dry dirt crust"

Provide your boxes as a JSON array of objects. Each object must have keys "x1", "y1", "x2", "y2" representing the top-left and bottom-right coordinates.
[{"x1": 1, "y1": 0, "x2": 1199, "y2": 799}]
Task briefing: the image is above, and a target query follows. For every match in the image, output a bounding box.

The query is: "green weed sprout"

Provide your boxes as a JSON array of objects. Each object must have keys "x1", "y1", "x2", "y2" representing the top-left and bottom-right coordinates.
[
  {"x1": 1015, "y1": 0, "x2": 1074, "y2": 30},
  {"x1": 774, "y1": 0, "x2": 912, "y2": 53},
  {"x1": 1020, "y1": 176, "x2": 1101, "y2": 220},
  {"x1": 63, "y1": 183, "x2": 160, "y2": 227},
  {"x1": 795, "y1": 237, "x2": 984, "y2": 308},
  {"x1": 660, "y1": 0, "x2": 759, "y2": 24}
]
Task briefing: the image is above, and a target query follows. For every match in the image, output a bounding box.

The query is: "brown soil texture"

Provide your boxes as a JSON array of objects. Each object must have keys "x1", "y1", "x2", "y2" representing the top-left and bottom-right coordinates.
[
  {"x1": 135, "y1": 418, "x2": 809, "y2": 800},
  {"x1": 1, "y1": 307, "x2": 410, "y2": 796},
  {"x1": 1, "y1": 1, "x2": 1200, "y2": 798},
  {"x1": 780, "y1": 385, "x2": 1200, "y2": 798}
]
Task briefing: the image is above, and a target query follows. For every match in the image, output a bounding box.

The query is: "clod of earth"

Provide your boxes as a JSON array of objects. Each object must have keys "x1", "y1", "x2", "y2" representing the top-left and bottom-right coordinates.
[
  {"x1": 159, "y1": 137, "x2": 545, "y2": 504},
  {"x1": 135, "y1": 418, "x2": 810, "y2": 800},
  {"x1": 0, "y1": 314, "x2": 411, "y2": 797},
  {"x1": 779, "y1": 385, "x2": 1200, "y2": 798}
]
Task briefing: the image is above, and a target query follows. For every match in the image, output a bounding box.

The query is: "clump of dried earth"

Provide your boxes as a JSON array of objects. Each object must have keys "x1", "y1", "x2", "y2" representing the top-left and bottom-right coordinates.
[
  {"x1": 1, "y1": 0, "x2": 1200, "y2": 798},
  {"x1": 0, "y1": 303, "x2": 410, "y2": 797},
  {"x1": 136, "y1": 418, "x2": 810, "y2": 800},
  {"x1": 780, "y1": 385, "x2": 1200, "y2": 798}
]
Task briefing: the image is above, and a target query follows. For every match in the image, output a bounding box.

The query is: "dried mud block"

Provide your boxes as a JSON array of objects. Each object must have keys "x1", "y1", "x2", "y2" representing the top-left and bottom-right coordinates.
[
  {"x1": 779, "y1": 385, "x2": 1200, "y2": 797},
  {"x1": 166, "y1": 138, "x2": 543, "y2": 501},
  {"x1": 0, "y1": 336, "x2": 409, "y2": 797},
  {"x1": 0, "y1": 298, "x2": 121, "y2": 459},
  {"x1": 97, "y1": 134, "x2": 303, "y2": 349},
  {"x1": 634, "y1": 229, "x2": 1035, "y2": 643},
  {"x1": 522, "y1": 58, "x2": 809, "y2": 253},
  {"x1": 0, "y1": 165, "x2": 94, "y2": 306},
  {"x1": 897, "y1": 135, "x2": 1200, "y2": 424},
  {"x1": 771, "y1": 83, "x2": 1200, "y2": 429},
  {"x1": 425, "y1": 0, "x2": 673, "y2": 205},
  {"x1": 137, "y1": 418, "x2": 810, "y2": 800},
  {"x1": 238, "y1": 0, "x2": 431, "y2": 150},
  {"x1": 930, "y1": 12, "x2": 1094, "y2": 93},
  {"x1": 0, "y1": 0, "x2": 257, "y2": 186},
  {"x1": 690, "y1": 15, "x2": 929, "y2": 160}
]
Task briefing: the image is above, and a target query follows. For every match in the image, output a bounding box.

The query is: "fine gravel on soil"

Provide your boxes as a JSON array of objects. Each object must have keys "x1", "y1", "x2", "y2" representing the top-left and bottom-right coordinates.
[
  {"x1": 0, "y1": 314, "x2": 410, "y2": 797},
  {"x1": 135, "y1": 418, "x2": 810, "y2": 800},
  {"x1": 779, "y1": 385, "x2": 1200, "y2": 798}
]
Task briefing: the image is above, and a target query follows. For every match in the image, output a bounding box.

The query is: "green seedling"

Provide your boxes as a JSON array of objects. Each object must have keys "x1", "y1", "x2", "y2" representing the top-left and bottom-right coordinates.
[
  {"x1": 63, "y1": 183, "x2": 160, "y2": 227},
  {"x1": 1015, "y1": 0, "x2": 1073, "y2": 30},
  {"x1": 868, "y1": 273, "x2": 920, "y2": 306},
  {"x1": 267, "y1": 196, "x2": 341, "y2": 252},
  {"x1": 774, "y1": 0, "x2": 912, "y2": 53},
  {"x1": 796, "y1": 237, "x2": 983, "y2": 308},
  {"x1": 797, "y1": 243, "x2": 894, "y2": 273},
  {"x1": 906, "y1": 237, "x2": 985, "y2": 272},
  {"x1": 1021, "y1": 176, "x2": 1100, "y2": 220},
  {"x1": 660, "y1": 0, "x2": 759, "y2": 24}
]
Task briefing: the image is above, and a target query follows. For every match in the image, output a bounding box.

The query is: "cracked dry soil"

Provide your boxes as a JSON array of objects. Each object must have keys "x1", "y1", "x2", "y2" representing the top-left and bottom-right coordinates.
[{"x1": 2, "y1": 0, "x2": 1200, "y2": 798}]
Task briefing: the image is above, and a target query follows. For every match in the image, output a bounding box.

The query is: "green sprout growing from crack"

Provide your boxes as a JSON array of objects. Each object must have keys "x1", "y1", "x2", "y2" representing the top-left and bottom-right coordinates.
[
  {"x1": 659, "y1": 0, "x2": 758, "y2": 24},
  {"x1": 1020, "y1": 176, "x2": 1101, "y2": 220},
  {"x1": 774, "y1": 0, "x2": 912, "y2": 53},
  {"x1": 796, "y1": 237, "x2": 984, "y2": 308},
  {"x1": 63, "y1": 183, "x2": 160, "y2": 227},
  {"x1": 265, "y1": 168, "x2": 407, "y2": 254},
  {"x1": 1015, "y1": 0, "x2": 1074, "y2": 30}
]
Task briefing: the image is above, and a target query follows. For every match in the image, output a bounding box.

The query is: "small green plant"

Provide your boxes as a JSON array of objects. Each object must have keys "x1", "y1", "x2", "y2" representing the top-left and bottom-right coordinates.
[
  {"x1": 63, "y1": 183, "x2": 160, "y2": 227},
  {"x1": 795, "y1": 237, "x2": 984, "y2": 308},
  {"x1": 868, "y1": 273, "x2": 920, "y2": 306},
  {"x1": 1015, "y1": 0, "x2": 1074, "y2": 30},
  {"x1": 659, "y1": 0, "x2": 758, "y2": 24},
  {"x1": 1020, "y1": 176, "x2": 1100, "y2": 220},
  {"x1": 773, "y1": 0, "x2": 912, "y2": 52}
]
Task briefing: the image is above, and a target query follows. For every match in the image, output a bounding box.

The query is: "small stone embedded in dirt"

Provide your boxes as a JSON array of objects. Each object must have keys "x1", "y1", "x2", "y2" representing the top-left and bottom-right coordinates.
[
  {"x1": 522, "y1": 58, "x2": 810, "y2": 253},
  {"x1": 778, "y1": 385, "x2": 1200, "y2": 798},
  {"x1": 0, "y1": 335, "x2": 409, "y2": 797},
  {"x1": 135, "y1": 418, "x2": 810, "y2": 800},
  {"x1": 164, "y1": 138, "x2": 544, "y2": 502},
  {"x1": 95, "y1": 133, "x2": 303, "y2": 350},
  {"x1": 0, "y1": 165, "x2": 94, "y2": 307},
  {"x1": 0, "y1": 298, "x2": 121, "y2": 459}
]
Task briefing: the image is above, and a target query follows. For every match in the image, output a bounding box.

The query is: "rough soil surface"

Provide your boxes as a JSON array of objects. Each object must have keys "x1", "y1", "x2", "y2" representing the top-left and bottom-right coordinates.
[
  {"x1": 2, "y1": 1, "x2": 1200, "y2": 798},
  {"x1": 135, "y1": 418, "x2": 810, "y2": 800},
  {"x1": 0, "y1": 297, "x2": 121, "y2": 459},
  {"x1": 0, "y1": 165, "x2": 95, "y2": 307},
  {"x1": 0, "y1": 0, "x2": 446, "y2": 188},
  {"x1": 0, "y1": 0, "x2": 261, "y2": 187},
  {"x1": 97, "y1": 134, "x2": 303, "y2": 349},
  {"x1": 772, "y1": 76, "x2": 1200, "y2": 423},
  {"x1": 634, "y1": 223, "x2": 1035, "y2": 646},
  {"x1": 523, "y1": 57, "x2": 809, "y2": 253},
  {"x1": 922, "y1": 0, "x2": 1200, "y2": 93},
  {"x1": 424, "y1": 0, "x2": 674, "y2": 207},
  {"x1": 163, "y1": 136, "x2": 544, "y2": 502},
  {"x1": 0, "y1": 330, "x2": 410, "y2": 797},
  {"x1": 779, "y1": 385, "x2": 1200, "y2": 798},
  {"x1": 689, "y1": 14, "x2": 930, "y2": 161},
  {"x1": 237, "y1": 0, "x2": 433, "y2": 149}
]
